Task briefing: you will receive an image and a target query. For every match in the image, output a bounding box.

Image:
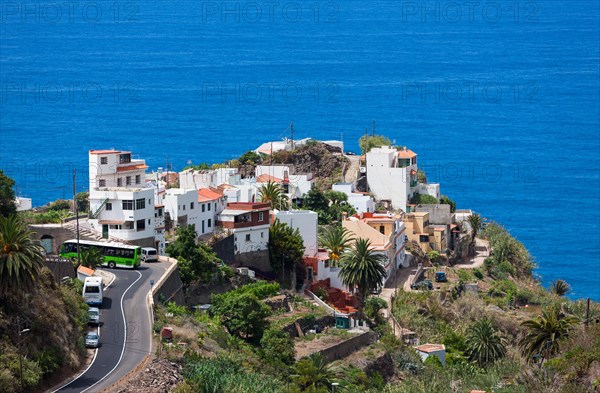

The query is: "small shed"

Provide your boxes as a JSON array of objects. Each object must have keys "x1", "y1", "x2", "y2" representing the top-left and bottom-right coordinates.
[
  {"x1": 415, "y1": 343, "x2": 446, "y2": 367},
  {"x1": 77, "y1": 266, "x2": 95, "y2": 282}
]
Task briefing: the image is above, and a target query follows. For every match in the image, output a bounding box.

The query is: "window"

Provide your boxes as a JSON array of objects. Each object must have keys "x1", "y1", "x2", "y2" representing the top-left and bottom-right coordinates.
[
  {"x1": 245, "y1": 234, "x2": 251, "y2": 242},
  {"x1": 208, "y1": 203, "x2": 211, "y2": 211},
  {"x1": 136, "y1": 198, "x2": 145, "y2": 210},
  {"x1": 117, "y1": 178, "x2": 123, "y2": 187},
  {"x1": 126, "y1": 176, "x2": 131, "y2": 186},
  {"x1": 99, "y1": 179, "x2": 106, "y2": 187},
  {"x1": 202, "y1": 204, "x2": 205, "y2": 212},
  {"x1": 261, "y1": 231, "x2": 264, "y2": 238},
  {"x1": 419, "y1": 235, "x2": 429, "y2": 243},
  {"x1": 182, "y1": 205, "x2": 186, "y2": 211},
  {"x1": 258, "y1": 212, "x2": 264, "y2": 222},
  {"x1": 208, "y1": 219, "x2": 212, "y2": 228},
  {"x1": 119, "y1": 153, "x2": 131, "y2": 164},
  {"x1": 124, "y1": 221, "x2": 134, "y2": 229},
  {"x1": 136, "y1": 219, "x2": 145, "y2": 231},
  {"x1": 106, "y1": 202, "x2": 112, "y2": 211},
  {"x1": 135, "y1": 175, "x2": 141, "y2": 184},
  {"x1": 100, "y1": 157, "x2": 108, "y2": 165},
  {"x1": 148, "y1": 219, "x2": 151, "y2": 225},
  {"x1": 122, "y1": 200, "x2": 133, "y2": 210},
  {"x1": 190, "y1": 202, "x2": 194, "y2": 210},
  {"x1": 379, "y1": 225, "x2": 385, "y2": 234},
  {"x1": 214, "y1": 203, "x2": 217, "y2": 210}
]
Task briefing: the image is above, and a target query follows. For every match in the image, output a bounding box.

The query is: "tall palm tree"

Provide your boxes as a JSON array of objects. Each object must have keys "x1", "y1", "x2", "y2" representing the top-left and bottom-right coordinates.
[
  {"x1": 465, "y1": 318, "x2": 506, "y2": 367},
  {"x1": 339, "y1": 238, "x2": 387, "y2": 310},
  {"x1": 466, "y1": 213, "x2": 484, "y2": 252},
  {"x1": 258, "y1": 181, "x2": 289, "y2": 210},
  {"x1": 0, "y1": 215, "x2": 45, "y2": 294},
  {"x1": 291, "y1": 353, "x2": 337, "y2": 392},
  {"x1": 318, "y1": 225, "x2": 354, "y2": 267},
  {"x1": 551, "y1": 279, "x2": 570, "y2": 297},
  {"x1": 520, "y1": 303, "x2": 579, "y2": 363}
]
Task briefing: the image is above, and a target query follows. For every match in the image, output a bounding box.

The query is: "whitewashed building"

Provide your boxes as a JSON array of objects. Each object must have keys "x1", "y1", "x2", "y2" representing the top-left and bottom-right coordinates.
[
  {"x1": 217, "y1": 202, "x2": 270, "y2": 255},
  {"x1": 366, "y1": 146, "x2": 439, "y2": 212},
  {"x1": 274, "y1": 210, "x2": 319, "y2": 257},
  {"x1": 88, "y1": 149, "x2": 163, "y2": 249},
  {"x1": 332, "y1": 183, "x2": 375, "y2": 214}
]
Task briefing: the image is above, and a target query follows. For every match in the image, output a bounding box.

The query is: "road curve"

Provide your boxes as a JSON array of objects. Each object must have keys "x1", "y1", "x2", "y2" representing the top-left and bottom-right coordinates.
[{"x1": 51, "y1": 261, "x2": 169, "y2": 393}]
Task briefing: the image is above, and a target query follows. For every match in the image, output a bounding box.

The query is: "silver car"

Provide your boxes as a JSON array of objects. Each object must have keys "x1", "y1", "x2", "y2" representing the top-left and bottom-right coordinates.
[
  {"x1": 85, "y1": 332, "x2": 100, "y2": 348},
  {"x1": 88, "y1": 307, "x2": 100, "y2": 325}
]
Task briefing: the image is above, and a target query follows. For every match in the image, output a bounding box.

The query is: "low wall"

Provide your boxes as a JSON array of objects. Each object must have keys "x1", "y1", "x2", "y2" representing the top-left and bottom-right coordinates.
[
  {"x1": 42, "y1": 257, "x2": 76, "y2": 281},
  {"x1": 211, "y1": 234, "x2": 235, "y2": 263},
  {"x1": 232, "y1": 249, "x2": 272, "y2": 272},
  {"x1": 152, "y1": 256, "x2": 185, "y2": 306},
  {"x1": 319, "y1": 331, "x2": 378, "y2": 362}
]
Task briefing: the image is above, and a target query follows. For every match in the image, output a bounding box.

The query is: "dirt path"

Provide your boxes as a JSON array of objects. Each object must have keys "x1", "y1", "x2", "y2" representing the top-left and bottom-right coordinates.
[
  {"x1": 343, "y1": 155, "x2": 360, "y2": 183},
  {"x1": 453, "y1": 238, "x2": 489, "y2": 269}
]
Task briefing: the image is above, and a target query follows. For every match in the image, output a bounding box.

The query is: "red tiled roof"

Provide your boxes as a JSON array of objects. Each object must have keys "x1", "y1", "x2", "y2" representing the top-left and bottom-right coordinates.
[
  {"x1": 77, "y1": 266, "x2": 95, "y2": 276},
  {"x1": 415, "y1": 343, "x2": 445, "y2": 353},
  {"x1": 397, "y1": 148, "x2": 417, "y2": 158},
  {"x1": 198, "y1": 188, "x2": 223, "y2": 202},
  {"x1": 256, "y1": 174, "x2": 283, "y2": 183},
  {"x1": 117, "y1": 164, "x2": 148, "y2": 172}
]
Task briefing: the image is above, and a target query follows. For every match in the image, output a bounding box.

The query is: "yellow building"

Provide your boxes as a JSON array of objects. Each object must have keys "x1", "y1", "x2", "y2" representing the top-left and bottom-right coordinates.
[{"x1": 404, "y1": 212, "x2": 448, "y2": 253}]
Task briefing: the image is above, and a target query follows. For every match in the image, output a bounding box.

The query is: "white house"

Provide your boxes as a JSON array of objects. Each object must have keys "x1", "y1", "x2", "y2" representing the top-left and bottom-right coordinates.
[
  {"x1": 197, "y1": 188, "x2": 227, "y2": 237},
  {"x1": 15, "y1": 197, "x2": 32, "y2": 211},
  {"x1": 415, "y1": 344, "x2": 446, "y2": 367},
  {"x1": 255, "y1": 165, "x2": 315, "y2": 199},
  {"x1": 163, "y1": 188, "x2": 201, "y2": 232},
  {"x1": 274, "y1": 210, "x2": 319, "y2": 257},
  {"x1": 217, "y1": 202, "x2": 270, "y2": 255},
  {"x1": 332, "y1": 182, "x2": 375, "y2": 214},
  {"x1": 366, "y1": 146, "x2": 439, "y2": 212},
  {"x1": 88, "y1": 149, "x2": 162, "y2": 249}
]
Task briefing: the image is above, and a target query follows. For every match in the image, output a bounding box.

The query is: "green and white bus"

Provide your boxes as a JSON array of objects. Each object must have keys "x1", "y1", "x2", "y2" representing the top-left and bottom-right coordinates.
[{"x1": 60, "y1": 239, "x2": 141, "y2": 269}]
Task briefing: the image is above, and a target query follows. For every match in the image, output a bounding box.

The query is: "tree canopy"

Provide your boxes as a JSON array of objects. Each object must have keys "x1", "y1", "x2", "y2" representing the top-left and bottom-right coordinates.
[
  {"x1": 359, "y1": 134, "x2": 392, "y2": 155},
  {"x1": 268, "y1": 219, "x2": 305, "y2": 288},
  {"x1": 410, "y1": 193, "x2": 439, "y2": 205},
  {"x1": 166, "y1": 225, "x2": 220, "y2": 286},
  {"x1": 0, "y1": 171, "x2": 17, "y2": 217},
  {"x1": 209, "y1": 291, "x2": 271, "y2": 341}
]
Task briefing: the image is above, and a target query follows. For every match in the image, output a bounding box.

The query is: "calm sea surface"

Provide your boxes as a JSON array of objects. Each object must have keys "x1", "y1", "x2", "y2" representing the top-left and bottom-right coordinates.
[{"x1": 1, "y1": 0, "x2": 599, "y2": 299}]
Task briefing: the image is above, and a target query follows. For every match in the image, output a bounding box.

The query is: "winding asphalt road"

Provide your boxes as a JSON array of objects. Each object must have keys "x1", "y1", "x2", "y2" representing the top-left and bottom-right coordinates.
[{"x1": 52, "y1": 260, "x2": 170, "y2": 393}]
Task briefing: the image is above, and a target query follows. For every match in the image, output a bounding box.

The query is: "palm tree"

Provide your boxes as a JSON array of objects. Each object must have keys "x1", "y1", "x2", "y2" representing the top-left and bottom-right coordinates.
[
  {"x1": 520, "y1": 303, "x2": 579, "y2": 363},
  {"x1": 318, "y1": 225, "x2": 354, "y2": 267},
  {"x1": 466, "y1": 213, "x2": 484, "y2": 253},
  {"x1": 339, "y1": 238, "x2": 387, "y2": 310},
  {"x1": 465, "y1": 318, "x2": 506, "y2": 367},
  {"x1": 291, "y1": 353, "x2": 337, "y2": 392},
  {"x1": 551, "y1": 279, "x2": 570, "y2": 297},
  {"x1": 80, "y1": 247, "x2": 104, "y2": 269},
  {"x1": 258, "y1": 181, "x2": 289, "y2": 210},
  {"x1": 0, "y1": 215, "x2": 45, "y2": 294}
]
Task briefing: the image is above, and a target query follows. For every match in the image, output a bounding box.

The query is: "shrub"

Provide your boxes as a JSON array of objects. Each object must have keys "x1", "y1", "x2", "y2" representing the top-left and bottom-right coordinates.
[
  {"x1": 473, "y1": 269, "x2": 484, "y2": 280},
  {"x1": 209, "y1": 292, "x2": 271, "y2": 341},
  {"x1": 259, "y1": 328, "x2": 295, "y2": 368},
  {"x1": 313, "y1": 286, "x2": 327, "y2": 301},
  {"x1": 226, "y1": 281, "x2": 280, "y2": 300},
  {"x1": 167, "y1": 302, "x2": 189, "y2": 316},
  {"x1": 457, "y1": 269, "x2": 472, "y2": 284}
]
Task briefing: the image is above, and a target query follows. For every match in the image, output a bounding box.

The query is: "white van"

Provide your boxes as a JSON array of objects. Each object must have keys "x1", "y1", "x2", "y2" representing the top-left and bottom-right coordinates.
[
  {"x1": 82, "y1": 277, "x2": 103, "y2": 306},
  {"x1": 141, "y1": 247, "x2": 158, "y2": 262}
]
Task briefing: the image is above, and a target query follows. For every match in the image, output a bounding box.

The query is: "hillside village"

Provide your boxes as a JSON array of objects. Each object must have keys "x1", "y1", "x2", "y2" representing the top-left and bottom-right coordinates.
[{"x1": 3, "y1": 135, "x2": 600, "y2": 393}]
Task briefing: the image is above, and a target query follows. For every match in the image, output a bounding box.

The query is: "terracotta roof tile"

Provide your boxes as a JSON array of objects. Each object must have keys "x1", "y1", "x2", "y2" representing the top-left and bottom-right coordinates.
[
  {"x1": 198, "y1": 188, "x2": 223, "y2": 202},
  {"x1": 256, "y1": 174, "x2": 283, "y2": 183}
]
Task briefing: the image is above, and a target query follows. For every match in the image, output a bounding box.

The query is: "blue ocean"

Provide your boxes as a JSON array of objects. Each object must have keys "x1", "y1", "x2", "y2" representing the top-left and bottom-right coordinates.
[{"x1": 1, "y1": 0, "x2": 598, "y2": 299}]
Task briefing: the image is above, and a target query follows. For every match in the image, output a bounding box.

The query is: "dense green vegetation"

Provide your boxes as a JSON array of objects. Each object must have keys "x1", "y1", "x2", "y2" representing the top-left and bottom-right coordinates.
[
  {"x1": 301, "y1": 187, "x2": 356, "y2": 225},
  {"x1": 0, "y1": 171, "x2": 17, "y2": 217},
  {"x1": 269, "y1": 219, "x2": 305, "y2": 289},
  {"x1": 359, "y1": 134, "x2": 392, "y2": 154}
]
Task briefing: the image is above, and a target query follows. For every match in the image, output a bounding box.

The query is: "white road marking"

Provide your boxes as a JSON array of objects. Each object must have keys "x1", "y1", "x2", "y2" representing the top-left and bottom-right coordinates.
[{"x1": 51, "y1": 270, "x2": 143, "y2": 393}]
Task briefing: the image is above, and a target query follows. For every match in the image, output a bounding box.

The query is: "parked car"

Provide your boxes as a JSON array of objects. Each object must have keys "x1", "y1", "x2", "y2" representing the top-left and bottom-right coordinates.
[
  {"x1": 88, "y1": 307, "x2": 100, "y2": 325},
  {"x1": 85, "y1": 332, "x2": 100, "y2": 348},
  {"x1": 411, "y1": 280, "x2": 433, "y2": 290},
  {"x1": 141, "y1": 247, "x2": 158, "y2": 262}
]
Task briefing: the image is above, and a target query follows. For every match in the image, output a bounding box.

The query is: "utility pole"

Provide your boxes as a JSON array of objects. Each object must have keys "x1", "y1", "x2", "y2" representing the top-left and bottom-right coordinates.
[
  {"x1": 74, "y1": 169, "x2": 80, "y2": 266},
  {"x1": 371, "y1": 120, "x2": 375, "y2": 136},
  {"x1": 290, "y1": 121, "x2": 294, "y2": 150}
]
